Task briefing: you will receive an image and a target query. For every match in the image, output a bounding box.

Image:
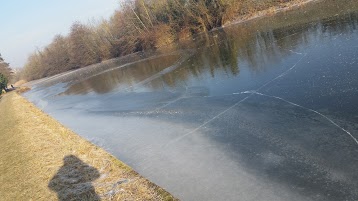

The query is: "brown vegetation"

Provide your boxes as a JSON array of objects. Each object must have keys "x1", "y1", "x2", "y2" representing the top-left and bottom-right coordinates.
[
  {"x1": 0, "y1": 54, "x2": 13, "y2": 80},
  {"x1": 0, "y1": 54, "x2": 14, "y2": 94},
  {"x1": 0, "y1": 92, "x2": 177, "y2": 200},
  {"x1": 13, "y1": 79, "x2": 27, "y2": 87},
  {"x1": 20, "y1": 0, "x2": 307, "y2": 81},
  {"x1": 16, "y1": 86, "x2": 31, "y2": 93}
]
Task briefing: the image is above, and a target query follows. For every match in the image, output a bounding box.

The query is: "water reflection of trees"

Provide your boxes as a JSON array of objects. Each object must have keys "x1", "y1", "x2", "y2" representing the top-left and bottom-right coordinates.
[
  {"x1": 147, "y1": 10, "x2": 358, "y2": 90},
  {"x1": 63, "y1": 10, "x2": 358, "y2": 95},
  {"x1": 320, "y1": 12, "x2": 358, "y2": 35},
  {"x1": 64, "y1": 54, "x2": 181, "y2": 94}
]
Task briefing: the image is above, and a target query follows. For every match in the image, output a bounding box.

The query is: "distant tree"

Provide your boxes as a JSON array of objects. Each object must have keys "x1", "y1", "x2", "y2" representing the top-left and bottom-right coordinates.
[
  {"x1": 0, "y1": 53, "x2": 12, "y2": 85},
  {"x1": 88, "y1": 20, "x2": 116, "y2": 60},
  {"x1": 69, "y1": 22, "x2": 100, "y2": 68},
  {"x1": 42, "y1": 35, "x2": 71, "y2": 77},
  {"x1": 0, "y1": 53, "x2": 10, "y2": 94},
  {"x1": 0, "y1": 73, "x2": 8, "y2": 94}
]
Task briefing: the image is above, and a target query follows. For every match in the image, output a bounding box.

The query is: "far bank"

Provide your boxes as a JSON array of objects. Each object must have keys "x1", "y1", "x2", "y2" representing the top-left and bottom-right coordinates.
[{"x1": 20, "y1": 0, "x2": 320, "y2": 82}]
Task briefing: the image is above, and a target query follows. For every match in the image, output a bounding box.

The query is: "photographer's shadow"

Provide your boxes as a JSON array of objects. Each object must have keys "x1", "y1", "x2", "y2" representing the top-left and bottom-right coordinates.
[{"x1": 48, "y1": 155, "x2": 101, "y2": 201}]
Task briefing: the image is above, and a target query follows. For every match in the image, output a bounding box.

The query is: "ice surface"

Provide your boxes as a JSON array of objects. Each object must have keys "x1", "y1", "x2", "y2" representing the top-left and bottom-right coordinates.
[{"x1": 25, "y1": 1, "x2": 358, "y2": 200}]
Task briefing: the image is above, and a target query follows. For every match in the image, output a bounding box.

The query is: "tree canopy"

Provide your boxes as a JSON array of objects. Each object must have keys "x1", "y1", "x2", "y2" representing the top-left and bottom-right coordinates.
[
  {"x1": 0, "y1": 73, "x2": 8, "y2": 94},
  {"x1": 0, "y1": 53, "x2": 12, "y2": 94}
]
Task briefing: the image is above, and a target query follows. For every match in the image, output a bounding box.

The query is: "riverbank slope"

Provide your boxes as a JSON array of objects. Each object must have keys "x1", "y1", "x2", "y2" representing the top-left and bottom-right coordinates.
[{"x1": 0, "y1": 92, "x2": 176, "y2": 201}]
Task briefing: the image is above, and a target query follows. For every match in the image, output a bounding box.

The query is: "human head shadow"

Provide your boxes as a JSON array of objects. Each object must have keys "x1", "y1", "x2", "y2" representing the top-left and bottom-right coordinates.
[{"x1": 48, "y1": 155, "x2": 101, "y2": 201}]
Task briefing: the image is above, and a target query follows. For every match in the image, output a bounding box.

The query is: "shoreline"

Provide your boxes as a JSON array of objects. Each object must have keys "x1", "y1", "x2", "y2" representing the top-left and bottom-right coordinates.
[
  {"x1": 222, "y1": 0, "x2": 320, "y2": 27},
  {"x1": 0, "y1": 92, "x2": 177, "y2": 200}
]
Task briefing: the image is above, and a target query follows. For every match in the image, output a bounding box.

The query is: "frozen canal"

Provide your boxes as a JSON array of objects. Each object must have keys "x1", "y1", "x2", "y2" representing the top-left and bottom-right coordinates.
[{"x1": 25, "y1": 1, "x2": 358, "y2": 200}]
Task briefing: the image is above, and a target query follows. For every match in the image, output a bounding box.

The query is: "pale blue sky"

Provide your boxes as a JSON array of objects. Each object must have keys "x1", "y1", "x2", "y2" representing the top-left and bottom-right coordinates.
[{"x1": 0, "y1": 0, "x2": 120, "y2": 68}]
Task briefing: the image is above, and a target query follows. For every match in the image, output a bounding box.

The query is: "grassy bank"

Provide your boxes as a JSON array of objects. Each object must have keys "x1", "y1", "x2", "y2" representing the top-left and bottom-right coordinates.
[{"x1": 0, "y1": 92, "x2": 177, "y2": 201}]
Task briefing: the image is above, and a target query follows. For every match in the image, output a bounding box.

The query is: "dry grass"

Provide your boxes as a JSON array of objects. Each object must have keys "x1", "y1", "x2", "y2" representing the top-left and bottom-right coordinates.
[
  {"x1": 13, "y1": 79, "x2": 27, "y2": 87},
  {"x1": 223, "y1": 0, "x2": 316, "y2": 26},
  {"x1": 16, "y1": 86, "x2": 31, "y2": 94},
  {"x1": 0, "y1": 92, "x2": 177, "y2": 201}
]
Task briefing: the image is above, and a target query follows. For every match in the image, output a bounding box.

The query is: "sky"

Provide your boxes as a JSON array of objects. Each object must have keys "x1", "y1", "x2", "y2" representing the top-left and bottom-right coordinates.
[{"x1": 0, "y1": 0, "x2": 120, "y2": 68}]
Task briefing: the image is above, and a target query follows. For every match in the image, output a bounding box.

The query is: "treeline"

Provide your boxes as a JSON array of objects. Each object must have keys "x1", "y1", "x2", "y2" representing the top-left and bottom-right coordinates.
[
  {"x1": 0, "y1": 54, "x2": 12, "y2": 79},
  {"x1": 0, "y1": 54, "x2": 13, "y2": 93},
  {"x1": 20, "y1": 0, "x2": 298, "y2": 81}
]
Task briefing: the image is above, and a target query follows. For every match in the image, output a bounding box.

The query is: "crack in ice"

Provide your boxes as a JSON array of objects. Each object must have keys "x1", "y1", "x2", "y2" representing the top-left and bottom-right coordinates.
[
  {"x1": 154, "y1": 92, "x2": 238, "y2": 111},
  {"x1": 238, "y1": 91, "x2": 358, "y2": 146},
  {"x1": 164, "y1": 95, "x2": 252, "y2": 147},
  {"x1": 289, "y1": 50, "x2": 303, "y2": 55},
  {"x1": 256, "y1": 53, "x2": 307, "y2": 91},
  {"x1": 156, "y1": 44, "x2": 307, "y2": 112},
  {"x1": 164, "y1": 53, "x2": 308, "y2": 147}
]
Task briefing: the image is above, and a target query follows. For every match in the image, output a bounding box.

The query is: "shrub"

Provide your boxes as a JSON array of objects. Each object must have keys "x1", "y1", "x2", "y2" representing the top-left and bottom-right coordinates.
[{"x1": 0, "y1": 73, "x2": 8, "y2": 95}]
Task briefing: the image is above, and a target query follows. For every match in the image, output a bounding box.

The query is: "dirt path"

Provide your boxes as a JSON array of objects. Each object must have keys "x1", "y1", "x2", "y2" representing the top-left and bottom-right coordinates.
[{"x1": 0, "y1": 92, "x2": 176, "y2": 201}]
